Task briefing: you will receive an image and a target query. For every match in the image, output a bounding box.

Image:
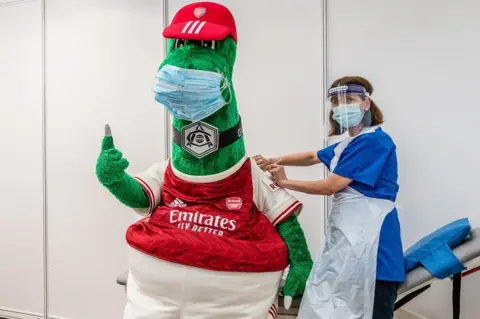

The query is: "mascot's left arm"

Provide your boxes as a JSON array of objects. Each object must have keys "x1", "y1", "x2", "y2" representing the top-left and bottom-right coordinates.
[{"x1": 277, "y1": 212, "x2": 313, "y2": 306}]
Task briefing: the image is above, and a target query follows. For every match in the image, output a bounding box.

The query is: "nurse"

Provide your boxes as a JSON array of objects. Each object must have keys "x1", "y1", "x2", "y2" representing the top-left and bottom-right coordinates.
[{"x1": 254, "y1": 76, "x2": 404, "y2": 319}]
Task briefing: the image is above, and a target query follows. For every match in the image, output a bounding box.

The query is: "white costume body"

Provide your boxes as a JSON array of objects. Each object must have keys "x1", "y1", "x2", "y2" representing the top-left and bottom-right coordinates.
[{"x1": 123, "y1": 156, "x2": 302, "y2": 319}]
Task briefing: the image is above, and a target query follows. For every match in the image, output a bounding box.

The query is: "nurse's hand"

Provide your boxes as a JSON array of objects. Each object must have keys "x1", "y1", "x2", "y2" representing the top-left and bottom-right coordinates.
[
  {"x1": 253, "y1": 154, "x2": 273, "y2": 170},
  {"x1": 267, "y1": 164, "x2": 287, "y2": 186}
]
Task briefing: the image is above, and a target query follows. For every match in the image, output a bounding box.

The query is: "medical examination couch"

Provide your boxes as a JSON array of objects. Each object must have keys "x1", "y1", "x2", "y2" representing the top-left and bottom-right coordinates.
[{"x1": 116, "y1": 220, "x2": 480, "y2": 318}]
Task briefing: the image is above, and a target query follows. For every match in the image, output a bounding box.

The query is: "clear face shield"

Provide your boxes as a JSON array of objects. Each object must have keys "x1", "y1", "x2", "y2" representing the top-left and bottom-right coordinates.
[{"x1": 327, "y1": 84, "x2": 372, "y2": 136}]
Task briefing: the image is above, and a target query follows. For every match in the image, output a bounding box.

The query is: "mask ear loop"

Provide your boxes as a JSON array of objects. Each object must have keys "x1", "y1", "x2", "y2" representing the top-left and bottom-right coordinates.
[
  {"x1": 341, "y1": 98, "x2": 349, "y2": 133},
  {"x1": 362, "y1": 92, "x2": 372, "y2": 127},
  {"x1": 220, "y1": 74, "x2": 233, "y2": 106}
]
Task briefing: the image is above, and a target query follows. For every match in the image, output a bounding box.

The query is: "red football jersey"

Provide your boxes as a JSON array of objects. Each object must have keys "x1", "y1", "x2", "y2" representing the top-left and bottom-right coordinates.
[{"x1": 126, "y1": 157, "x2": 302, "y2": 272}]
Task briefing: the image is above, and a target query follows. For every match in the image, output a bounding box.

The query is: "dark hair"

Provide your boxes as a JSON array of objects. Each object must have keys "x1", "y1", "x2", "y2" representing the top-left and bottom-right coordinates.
[{"x1": 328, "y1": 76, "x2": 384, "y2": 136}]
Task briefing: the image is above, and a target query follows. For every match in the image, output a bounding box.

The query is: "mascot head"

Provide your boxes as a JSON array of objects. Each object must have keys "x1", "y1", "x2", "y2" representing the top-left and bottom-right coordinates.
[
  {"x1": 153, "y1": 2, "x2": 243, "y2": 171},
  {"x1": 154, "y1": 1, "x2": 238, "y2": 127}
]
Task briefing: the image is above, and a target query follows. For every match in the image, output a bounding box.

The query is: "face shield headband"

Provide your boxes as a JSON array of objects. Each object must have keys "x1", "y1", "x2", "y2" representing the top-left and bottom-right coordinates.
[{"x1": 327, "y1": 84, "x2": 369, "y2": 100}]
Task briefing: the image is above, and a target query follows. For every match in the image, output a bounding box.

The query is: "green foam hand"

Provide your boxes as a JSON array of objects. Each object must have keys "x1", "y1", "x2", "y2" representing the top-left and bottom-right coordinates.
[
  {"x1": 276, "y1": 213, "x2": 314, "y2": 310},
  {"x1": 282, "y1": 261, "x2": 313, "y2": 310},
  {"x1": 96, "y1": 124, "x2": 130, "y2": 186}
]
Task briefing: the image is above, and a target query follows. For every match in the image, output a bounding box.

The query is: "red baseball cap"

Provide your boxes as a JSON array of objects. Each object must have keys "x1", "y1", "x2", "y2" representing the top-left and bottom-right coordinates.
[{"x1": 163, "y1": 2, "x2": 237, "y2": 43}]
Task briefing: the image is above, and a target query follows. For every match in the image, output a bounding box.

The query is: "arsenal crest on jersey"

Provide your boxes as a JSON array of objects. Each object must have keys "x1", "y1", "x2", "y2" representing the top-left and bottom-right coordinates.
[{"x1": 226, "y1": 197, "x2": 243, "y2": 210}]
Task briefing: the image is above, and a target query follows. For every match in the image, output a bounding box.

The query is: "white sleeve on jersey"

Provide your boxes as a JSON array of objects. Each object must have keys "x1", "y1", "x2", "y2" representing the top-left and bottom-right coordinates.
[
  {"x1": 250, "y1": 158, "x2": 303, "y2": 226},
  {"x1": 132, "y1": 161, "x2": 168, "y2": 216}
]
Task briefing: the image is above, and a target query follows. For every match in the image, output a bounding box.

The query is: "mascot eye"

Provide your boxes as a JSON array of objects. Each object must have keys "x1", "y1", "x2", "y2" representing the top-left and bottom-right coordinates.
[
  {"x1": 201, "y1": 40, "x2": 216, "y2": 49},
  {"x1": 174, "y1": 39, "x2": 186, "y2": 49}
]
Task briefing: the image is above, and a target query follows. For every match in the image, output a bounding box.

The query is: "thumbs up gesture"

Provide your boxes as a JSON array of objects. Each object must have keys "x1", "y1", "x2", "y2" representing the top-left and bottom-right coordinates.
[{"x1": 96, "y1": 124, "x2": 130, "y2": 186}]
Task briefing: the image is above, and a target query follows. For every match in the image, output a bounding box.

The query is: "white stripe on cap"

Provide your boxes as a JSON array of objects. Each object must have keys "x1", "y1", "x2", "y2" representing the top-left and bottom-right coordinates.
[
  {"x1": 187, "y1": 20, "x2": 200, "y2": 34},
  {"x1": 181, "y1": 21, "x2": 193, "y2": 33},
  {"x1": 194, "y1": 21, "x2": 207, "y2": 34}
]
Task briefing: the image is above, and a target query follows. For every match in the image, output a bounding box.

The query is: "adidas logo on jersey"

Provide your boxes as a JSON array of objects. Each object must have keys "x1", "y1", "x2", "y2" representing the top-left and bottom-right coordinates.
[{"x1": 168, "y1": 198, "x2": 187, "y2": 207}]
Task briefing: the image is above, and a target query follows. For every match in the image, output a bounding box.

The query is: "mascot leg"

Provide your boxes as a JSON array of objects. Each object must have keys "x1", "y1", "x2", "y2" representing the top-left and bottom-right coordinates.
[
  {"x1": 124, "y1": 247, "x2": 282, "y2": 319},
  {"x1": 123, "y1": 247, "x2": 184, "y2": 318},
  {"x1": 266, "y1": 296, "x2": 279, "y2": 319},
  {"x1": 182, "y1": 268, "x2": 281, "y2": 319}
]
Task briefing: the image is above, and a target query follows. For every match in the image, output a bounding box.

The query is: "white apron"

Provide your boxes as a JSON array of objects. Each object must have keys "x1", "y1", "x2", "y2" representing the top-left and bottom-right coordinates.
[{"x1": 297, "y1": 127, "x2": 395, "y2": 319}]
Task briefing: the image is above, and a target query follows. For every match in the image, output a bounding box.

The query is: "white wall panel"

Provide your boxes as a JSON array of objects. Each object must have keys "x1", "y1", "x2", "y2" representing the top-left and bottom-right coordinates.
[
  {"x1": 328, "y1": 1, "x2": 480, "y2": 318},
  {"x1": 45, "y1": 1, "x2": 165, "y2": 318},
  {"x1": 0, "y1": 0, "x2": 44, "y2": 315}
]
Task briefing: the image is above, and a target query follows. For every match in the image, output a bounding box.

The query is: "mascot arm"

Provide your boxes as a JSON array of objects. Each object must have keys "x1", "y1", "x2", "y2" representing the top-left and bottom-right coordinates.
[
  {"x1": 96, "y1": 126, "x2": 164, "y2": 214},
  {"x1": 97, "y1": 173, "x2": 149, "y2": 209},
  {"x1": 276, "y1": 212, "x2": 313, "y2": 302}
]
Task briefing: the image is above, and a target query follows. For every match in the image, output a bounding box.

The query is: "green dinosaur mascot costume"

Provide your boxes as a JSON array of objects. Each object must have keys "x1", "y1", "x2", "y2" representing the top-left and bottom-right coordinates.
[{"x1": 96, "y1": 2, "x2": 312, "y2": 318}]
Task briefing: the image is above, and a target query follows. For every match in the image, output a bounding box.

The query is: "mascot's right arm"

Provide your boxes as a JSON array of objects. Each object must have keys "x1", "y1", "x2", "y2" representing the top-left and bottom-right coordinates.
[{"x1": 96, "y1": 2, "x2": 312, "y2": 318}]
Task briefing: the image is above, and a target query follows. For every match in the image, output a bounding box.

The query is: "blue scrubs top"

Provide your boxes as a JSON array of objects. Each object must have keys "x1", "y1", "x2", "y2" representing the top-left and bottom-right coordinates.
[{"x1": 317, "y1": 127, "x2": 406, "y2": 282}]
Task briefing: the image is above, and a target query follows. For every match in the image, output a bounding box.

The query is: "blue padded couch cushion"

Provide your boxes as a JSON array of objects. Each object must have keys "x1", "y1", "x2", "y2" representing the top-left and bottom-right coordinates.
[{"x1": 403, "y1": 218, "x2": 471, "y2": 279}]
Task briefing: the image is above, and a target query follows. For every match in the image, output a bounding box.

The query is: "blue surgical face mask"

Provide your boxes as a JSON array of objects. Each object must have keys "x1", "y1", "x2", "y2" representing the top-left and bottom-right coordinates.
[
  {"x1": 152, "y1": 64, "x2": 230, "y2": 122},
  {"x1": 332, "y1": 104, "x2": 364, "y2": 128}
]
